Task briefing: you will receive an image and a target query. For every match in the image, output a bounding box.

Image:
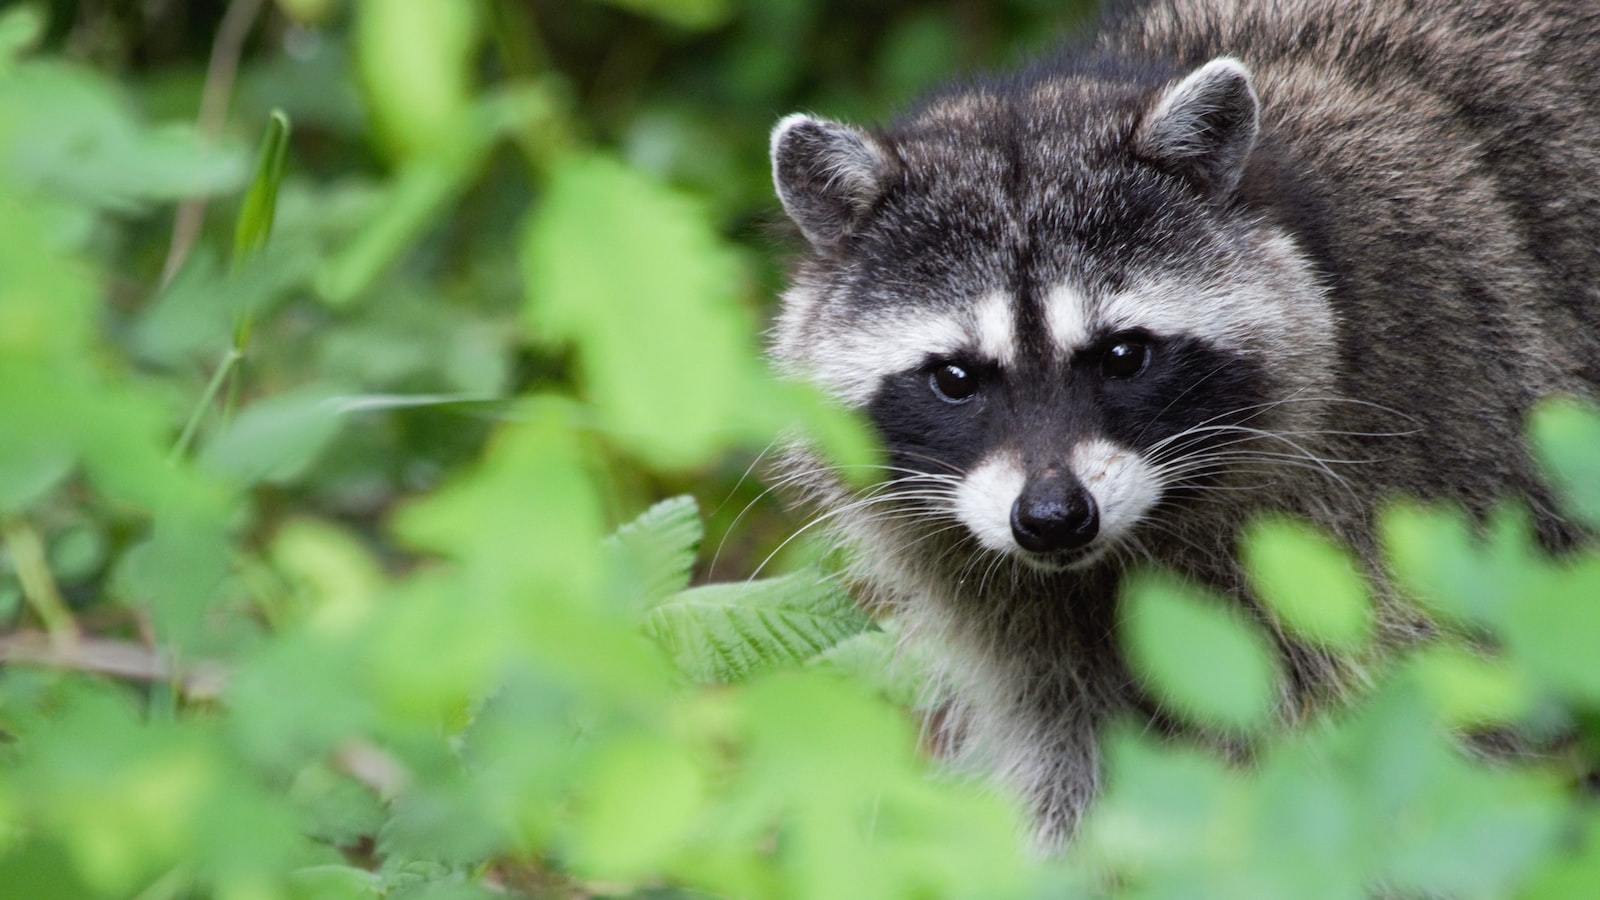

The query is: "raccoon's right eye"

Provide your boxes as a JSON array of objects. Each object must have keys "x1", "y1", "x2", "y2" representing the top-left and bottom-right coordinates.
[{"x1": 929, "y1": 363, "x2": 979, "y2": 403}]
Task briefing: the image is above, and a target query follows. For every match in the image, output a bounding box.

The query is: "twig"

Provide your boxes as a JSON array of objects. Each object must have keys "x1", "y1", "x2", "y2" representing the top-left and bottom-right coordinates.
[
  {"x1": 334, "y1": 741, "x2": 412, "y2": 800},
  {"x1": 158, "y1": 0, "x2": 269, "y2": 288},
  {"x1": 0, "y1": 630, "x2": 228, "y2": 700}
]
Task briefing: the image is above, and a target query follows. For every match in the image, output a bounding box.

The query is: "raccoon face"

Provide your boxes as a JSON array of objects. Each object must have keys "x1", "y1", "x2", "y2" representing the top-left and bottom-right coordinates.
[{"x1": 771, "y1": 58, "x2": 1335, "y2": 569}]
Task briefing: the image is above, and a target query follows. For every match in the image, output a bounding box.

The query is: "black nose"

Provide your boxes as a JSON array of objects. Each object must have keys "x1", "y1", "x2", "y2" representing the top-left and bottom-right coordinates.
[{"x1": 1010, "y1": 474, "x2": 1098, "y2": 554}]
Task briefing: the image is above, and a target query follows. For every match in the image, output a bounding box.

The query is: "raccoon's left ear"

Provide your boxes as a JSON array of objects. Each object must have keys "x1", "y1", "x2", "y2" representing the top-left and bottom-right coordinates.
[
  {"x1": 771, "y1": 114, "x2": 898, "y2": 253},
  {"x1": 1134, "y1": 57, "x2": 1260, "y2": 198}
]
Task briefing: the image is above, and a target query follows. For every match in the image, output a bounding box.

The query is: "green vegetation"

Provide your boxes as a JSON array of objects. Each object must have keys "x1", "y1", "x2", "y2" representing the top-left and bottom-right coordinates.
[{"x1": 3, "y1": 2, "x2": 1600, "y2": 897}]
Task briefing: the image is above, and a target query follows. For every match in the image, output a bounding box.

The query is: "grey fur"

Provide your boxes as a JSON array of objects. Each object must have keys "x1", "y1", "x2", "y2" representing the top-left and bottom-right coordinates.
[{"x1": 768, "y1": 0, "x2": 1600, "y2": 843}]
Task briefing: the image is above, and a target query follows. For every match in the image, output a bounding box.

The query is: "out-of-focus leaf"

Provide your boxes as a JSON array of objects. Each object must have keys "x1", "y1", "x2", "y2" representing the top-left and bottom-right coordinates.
[
  {"x1": 354, "y1": 0, "x2": 480, "y2": 160},
  {"x1": 568, "y1": 734, "x2": 706, "y2": 879},
  {"x1": 316, "y1": 88, "x2": 552, "y2": 306},
  {"x1": 1407, "y1": 643, "x2": 1534, "y2": 727},
  {"x1": 592, "y1": 0, "x2": 735, "y2": 30},
  {"x1": 1082, "y1": 728, "x2": 1241, "y2": 874},
  {"x1": 1531, "y1": 397, "x2": 1600, "y2": 531},
  {"x1": 1382, "y1": 502, "x2": 1529, "y2": 629},
  {"x1": 807, "y1": 620, "x2": 936, "y2": 711},
  {"x1": 276, "y1": 0, "x2": 345, "y2": 27},
  {"x1": 392, "y1": 400, "x2": 602, "y2": 603},
  {"x1": 523, "y1": 153, "x2": 753, "y2": 468},
  {"x1": 288, "y1": 864, "x2": 384, "y2": 900},
  {"x1": 0, "y1": 62, "x2": 244, "y2": 212},
  {"x1": 643, "y1": 570, "x2": 869, "y2": 684},
  {"x1": 1503, "y1": 558, "x2": 1600, "y2": 704},
  {"x1": 1244, "y1": 517, "x2": 1373, "y2": 651},
  {"x1": 1122, "y1": 573, "x2": 1281, "y2": 731},
  {"x1": 115, "y1": 512, "x2": 233, "y2": 651},
  {"x1": 0, "y1": 4, "x2": 43, "y2": 68},
  {"x1": 199, "y1": 388, "x2": 345, "y2": 486},
  {"x1": 134, "y1": 245, "x2": 312, "y2": 366}
]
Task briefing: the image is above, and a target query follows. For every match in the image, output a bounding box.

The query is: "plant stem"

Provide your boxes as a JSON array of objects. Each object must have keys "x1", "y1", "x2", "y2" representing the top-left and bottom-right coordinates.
[
  {"x1": 169, "y1": 346, "x2": 243, "y2": 462},
  {"x1": 2, "y1": 519, "x2": 77, "y2": 648}
]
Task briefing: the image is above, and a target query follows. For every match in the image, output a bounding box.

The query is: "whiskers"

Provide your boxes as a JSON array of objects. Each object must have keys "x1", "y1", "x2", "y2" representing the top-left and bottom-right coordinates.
[
  {"x1": 745, "y1": 461, "x2": 970, "y2": 580},
  {"x1": 1148, "y1": 393, "x2": 1416, "y2": 494}
]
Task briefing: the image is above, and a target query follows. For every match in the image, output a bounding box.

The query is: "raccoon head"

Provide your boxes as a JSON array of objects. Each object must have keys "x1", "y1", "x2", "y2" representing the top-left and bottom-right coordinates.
[{"x1": 770, "y1": 58, "x2": 1336, "y2": 570}]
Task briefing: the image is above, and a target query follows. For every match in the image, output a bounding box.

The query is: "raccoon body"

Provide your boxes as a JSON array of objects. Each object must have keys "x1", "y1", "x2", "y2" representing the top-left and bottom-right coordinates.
[{"x1": 768, "y1": 0, "x2": 1600, "y2": 840}]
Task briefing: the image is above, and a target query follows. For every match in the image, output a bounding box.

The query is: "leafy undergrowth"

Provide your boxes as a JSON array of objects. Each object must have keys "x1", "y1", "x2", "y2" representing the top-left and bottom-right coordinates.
[{"x1": 5, "y1": 2, "x2": 1600, "y2": 898}]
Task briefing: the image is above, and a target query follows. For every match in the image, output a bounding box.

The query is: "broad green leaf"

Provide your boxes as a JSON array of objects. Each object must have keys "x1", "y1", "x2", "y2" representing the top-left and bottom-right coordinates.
[
  {"x1": 1502, "y1": 557, "x2": 1600, "y2": 703},
  {"x1": 568, "y1": 734, "x2": 706, "y2": 879},
  {"x1": 228, "y1": 631, "x2": 376, "y2": 768},
  {"x1": 1244, "y1": 517, "x2": 1372, "y2": 650},
  {"x1": 604, "y1": 494, "x2": 703, "y2": 609},
  {"x1": 643, "y1": 570, "x2": 870, "y2": 683},
  {"x1": 522, "y1": 153, "x2": 754, "y2": 469},
  {"x1": 1406, "y1": 643, "x2": 1534, "y2": 727},
  {"x1": 808, "y1": 621, "x2": 934, "y2": 710},
  {"x1": 199, "y1": 388, "x2": 345, "y2": 486},
  {"x1": 269, "y1": 517, "x2": 383, "y2": 632},
  {"x1": 392, "y1": 399, "x2": 603, "y2": 605},
  {"x1": 1121, "y1": 573, "x2": 1281, "y2": 731},
  {"x1": 0, "y1": 62, "x2": 244, "y2": 212},
  {"x1": 1082, "y1": 727, "x2": 1241, "y2": 872},
  {"x1": 115, "y1": 512, "x2": 233, "y2": 652},
  {"x1": 1531, "y1": 397, "x2": 1600, "y2": 531},
  {"x1": 134, "y1": 245, "x2": 312, "y2": 366},
  {"x1": 1381, "y1": 502, "x2": 1529, "y2": 629}
]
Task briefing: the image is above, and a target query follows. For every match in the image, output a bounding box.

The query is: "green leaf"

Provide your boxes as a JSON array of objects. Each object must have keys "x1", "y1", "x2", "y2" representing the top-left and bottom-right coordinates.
[
  {"x1": 198, "y1": 388, "x2": 345, "y2": 486},
  {"x1": 807, "y1": 621, "x2": 933, "y2": 710},
  {"x1": 643, "y1": 571, "x2": 870, "y2": 683},
  {"x1": 568, "y1": 734, "x2": 707, "y2": 879},
  {"x1": 1244, "y1": 517, "x2": 1372, "y2": 651},
  {"x1": 232, "y1": 109, "x2": 291, "y2": 269},
  {"x1": 1121, "y1": 573, "x2": 1281, "y2": 731},
  {"x1": 0, "y1": 62, "x2": 244, "y2": 213},
  {"x1": 115, "y1": 512, "x2": 234, "y2": 651},
  {"x1": 522, "y1": 153, "x2": 755, "y2": 469},
  {"x1": 1531, "y1": 396, "x2": 1600, "y2": 531},
  {"x1": 1502, "y1": 557, "x2": 1600, "y2": 704},
  {"x1": 1381, "y1": 502, "x2": 1525, "y2": 629},
  {"x1": 0, "y1": 4, "x2": 43, "y2": 70},
  {"x1": 604, "y1": 495, "x2": 703, "y2": 609},
  {"x1": 1406, "y1": 643, "x2": 1534, "y2": 727},
  {"x1": 354, "y1": 0, "x2": 480, "y2": 160}
]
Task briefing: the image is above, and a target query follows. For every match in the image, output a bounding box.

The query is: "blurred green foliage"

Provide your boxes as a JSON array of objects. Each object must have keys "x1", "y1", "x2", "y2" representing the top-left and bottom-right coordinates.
[{"x1": 4, "y1": 1, "x2": 1600, "y2": 897}]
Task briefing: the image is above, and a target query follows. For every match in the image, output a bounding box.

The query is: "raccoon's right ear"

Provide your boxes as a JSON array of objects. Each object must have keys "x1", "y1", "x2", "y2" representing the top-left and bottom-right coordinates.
[
  {"x1": 771, "y1": 114, "x2": 897, "y2": 253},
  {"x1": 1134, "y1": 57, "x2": 1260, "y2": 198}
]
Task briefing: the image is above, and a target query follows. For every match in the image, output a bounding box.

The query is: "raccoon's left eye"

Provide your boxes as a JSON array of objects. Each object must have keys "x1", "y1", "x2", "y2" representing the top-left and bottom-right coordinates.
[
  {"x1": 929, "y1": 363, "x2": 979, "y2": 403},
  {"x1": 1100, "y1": 338, "x2": 1151, "y2": 379}
]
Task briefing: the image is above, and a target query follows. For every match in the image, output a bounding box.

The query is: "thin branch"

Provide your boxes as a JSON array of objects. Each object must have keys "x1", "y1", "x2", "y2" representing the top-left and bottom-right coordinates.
[
  {"x1": 0, "y1": 630, "x2": 228, "y2": 700},
  {"x1": 158, "y1": 0, "x2": 269, "y2": 288}
]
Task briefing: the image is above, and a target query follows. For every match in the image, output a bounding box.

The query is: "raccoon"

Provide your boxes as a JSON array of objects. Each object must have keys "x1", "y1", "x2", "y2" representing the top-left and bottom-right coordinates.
[{"x1": 767, "y1": 0, "x2": 1600, "y2": 841}]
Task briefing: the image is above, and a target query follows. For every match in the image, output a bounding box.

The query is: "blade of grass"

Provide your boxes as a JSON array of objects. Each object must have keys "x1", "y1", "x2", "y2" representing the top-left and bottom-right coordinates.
[
  {"x1": 231, "y1": 108, "x2": 291, "y2": 345},
  {"x1": 169, "y1": 111, "x2": 292, "y2": 459}
]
